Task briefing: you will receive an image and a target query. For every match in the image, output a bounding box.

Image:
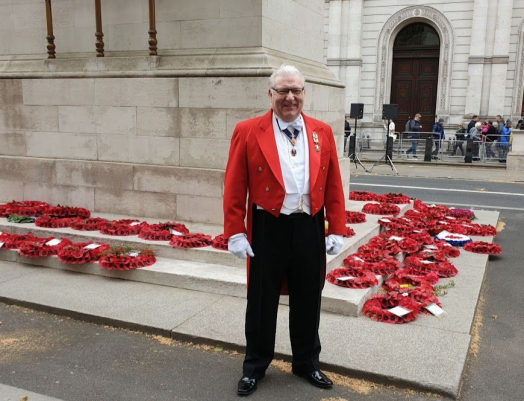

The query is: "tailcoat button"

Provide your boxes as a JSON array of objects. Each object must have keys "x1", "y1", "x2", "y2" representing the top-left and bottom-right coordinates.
[
  {"x1": 265, "y1": 187, "x2": 270, "y2": 192},
  {"x1": 319, "y1": 187, "x2": 323, "y2": 191},
  {"x1": 258, "y1": 167, "x2": 263, "y2": 171},
  {"x1": 322, "y1": 166, "x2": 326, "y2": 171}
]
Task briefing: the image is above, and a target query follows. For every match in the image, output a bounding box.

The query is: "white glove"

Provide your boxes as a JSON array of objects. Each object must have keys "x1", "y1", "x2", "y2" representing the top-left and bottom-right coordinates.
[
  {"x1": 326, "y1": 234, "x2": 343, "y2": 255},
  {"x1": 228, "y1": 233, "x2": 255, "y2": 260}
]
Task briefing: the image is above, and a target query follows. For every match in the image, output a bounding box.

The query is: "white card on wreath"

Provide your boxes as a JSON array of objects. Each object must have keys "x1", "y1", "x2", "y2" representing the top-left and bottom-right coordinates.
[
  {"x1": 425, "y1": 303, "x2": 447, "y2": 317},
  {"x1": 130, "y1": 222, "x2": 141, "y2": 226},
  {"x1": 388, "y1": 306, "x2": 411, "y2": 317},
  {"x1": 336, "y1": 276, "x2": 355, "y2": 281},
  {"x1": 84, "y1": 243, "x2": 101, "y2": 250},
  {"x1": 45, "y1": 239, "x2": 62, "y2": 246},
  {"x1": 170, "y1": 229, "x2": 184, "y2": 236},
  {"x1": 0, "y1": 242, "x2": 4, "y2": 249}
]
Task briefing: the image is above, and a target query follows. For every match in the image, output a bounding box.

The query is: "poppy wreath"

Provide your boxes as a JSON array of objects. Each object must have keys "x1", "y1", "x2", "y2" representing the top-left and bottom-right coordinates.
[
  {"x1": 18, "y1": 237, "x2": 72, "y2": 258},
  {"x1": 452, "y1": 223, "x2": 497, "y2": 237},
  {"x1": 426, "y1": 241, "x2": 461, "y2": 258},
  {"x1": 35, "y1": 216, "x2": 80, "y2": 228},
  {"x1": 377, "y1": 217, "x2": 411, "y2": 232},
  {"x1": 98, "y1": 247, "x2": 156, "y2": 270},
  {"x1": 463, "y1": 241, "x2": 503, "y2": 255},
  {"x1": 326, "y1": 268, "x2": 378, "y2": 289},
  {"x1": 1, "y1": 233, "x2": 38, "y2": 250},
  {"x1": 413, "y1": 200, "x2": 451, "y2": 215},
  {"x1": 383, "y1": 283, "x2": 437, "y2": 307},
  {"x1": 349, "y1": 191, "x2": 378, "y2": 201},
  {"x1": 403, "y1": 255, "x2": 458, "y2": 278},
  {"x1": 100, "y1": 220, "x2": 147, "y2": 236},
  {"x1": 376, "y1": 193, "x2": 411, "y2": 204},
  {"x1": 385, "y1": 229, "x2": 433, "y2": 245},
  {"x1": 367, "y1": 234, "x2": 420, "y2": 254},
  {"x1": 0, "y1": 201, "x2": 50, "y2": 217},
  {"x1": 345, "y1": 211, "x2": 366, "y2": 224},
  {"x1": 383, "y1": 273, "x2": 435, "y2": 293},
  {"x1": 391, "y1": 270, "x2": 440, "y2": 285},
  {"x1": 450, "y1": 208, "x2": 476, "y2": 220},
  {"x1": 0, "y1": 231, "x2": 10, "y2": 242},
  {"x1": 70, "y1": 218, "x2": 109, "y2": 231},
  {"x1": 211, "y1": 234, "x2": 229, "y2": 251},
  {"x1": 344, "y1": 256, "x2": 400, "y2": 276},
  {"x1": 44, "y1": 206, "x2": 91, "y2": 219},
  {"x1": 169, "y1": 233, "x2": 212, "y2": 249},
  {"x1": 346, "y1": 248, "x2": 388, "y2": 263},
  {"x1": 138, "y1": 222, "x2": 190, "y2": 241},
  {"x1": 413, "y1": 250, "x2": 449, "y2": 263},
  {"x1": 361, "y1": 202, "x2": 400, "y2": 216},
  {"x1": 57, "y1": 242, "x2": 110, "y2": 264},
  {"x1": 362, "y1": 294, "x2": 420, "y2": 324}
]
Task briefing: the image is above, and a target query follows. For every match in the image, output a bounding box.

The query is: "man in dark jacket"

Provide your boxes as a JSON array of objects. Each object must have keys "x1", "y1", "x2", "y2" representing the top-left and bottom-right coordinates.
[
  {"x1": 405, "y1": 113, "x2": 422, "y2": 159},
  {"x1": 467, "y1": 115, "x2": 479, "y2": 133},
  {"x1": 432, "y1": 118, "x2": 445, "y2": 159},
  {"x1": 485, "y1": 121, "x2": 497, "y2": 158}
]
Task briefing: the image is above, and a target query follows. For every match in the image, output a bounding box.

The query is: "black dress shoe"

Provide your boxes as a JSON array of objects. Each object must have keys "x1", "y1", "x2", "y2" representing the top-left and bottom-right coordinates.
[
  {"x1": 294, "y1": 370, "x2": 333, "y2": 389},
  {"x1": 237, "y1": 376, "x2": 259, "y2": 396}
]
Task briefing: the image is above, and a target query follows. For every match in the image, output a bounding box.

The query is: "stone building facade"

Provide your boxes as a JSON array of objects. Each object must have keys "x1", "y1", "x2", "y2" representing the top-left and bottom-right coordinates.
[
  {"x1": 324, "y1": 0, "x2": 524, "y2": 132},
  {"x1": 0, "y1": 0, "x2": 348, "y2": 223}
]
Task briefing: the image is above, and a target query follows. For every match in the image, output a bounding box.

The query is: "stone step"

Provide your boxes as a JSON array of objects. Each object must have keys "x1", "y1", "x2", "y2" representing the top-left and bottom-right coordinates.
[
  {"x1": 0, "y1": 249, "x2": 383, "y2": 317},
  {"x1": 0, "y1": 201, "x2": 412, "y2": 272},
  {"x1": 0, "y1": 201, "x2": 413, "y2": 317}
]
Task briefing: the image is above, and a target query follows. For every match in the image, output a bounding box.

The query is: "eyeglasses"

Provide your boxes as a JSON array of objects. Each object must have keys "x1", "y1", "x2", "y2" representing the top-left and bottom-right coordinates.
[{"x1": 271, "y1": 87, "x2": 304, "y2": 95}]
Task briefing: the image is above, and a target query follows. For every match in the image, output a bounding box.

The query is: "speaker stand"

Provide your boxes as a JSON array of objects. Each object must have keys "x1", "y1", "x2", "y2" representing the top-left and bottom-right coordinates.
[
  {"x1": 367, "y1": 125, "x2": 398, "y2": 174},
  {"x1": 349, "y1": 117, "x2": 369, "y2": 172}
]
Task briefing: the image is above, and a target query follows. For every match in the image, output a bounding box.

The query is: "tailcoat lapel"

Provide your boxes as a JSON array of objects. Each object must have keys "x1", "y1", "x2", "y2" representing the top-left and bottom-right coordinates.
[
  {"x1": 256, "y1": 111, "x2": 284, "y2": 189},
  {"x1": 304, "y1": 114, "x2": 321, "y2": 190}
]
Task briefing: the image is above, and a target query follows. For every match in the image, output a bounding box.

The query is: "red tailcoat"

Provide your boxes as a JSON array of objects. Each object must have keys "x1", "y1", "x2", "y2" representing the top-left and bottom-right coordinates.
[{"x1": 223, "y1": 110, "x2": 346, "y2": 288}]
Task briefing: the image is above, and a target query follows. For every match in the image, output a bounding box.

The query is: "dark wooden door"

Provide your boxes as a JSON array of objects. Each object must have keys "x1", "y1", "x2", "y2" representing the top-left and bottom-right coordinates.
[{"x1": 391, "y1": 50, "x2": 439, "y2": 133}]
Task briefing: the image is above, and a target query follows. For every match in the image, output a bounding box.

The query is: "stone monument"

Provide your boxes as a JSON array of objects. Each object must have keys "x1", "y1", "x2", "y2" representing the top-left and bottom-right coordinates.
[{"x1": 0, "y1": 0, "x2": 347, "y2": 224}]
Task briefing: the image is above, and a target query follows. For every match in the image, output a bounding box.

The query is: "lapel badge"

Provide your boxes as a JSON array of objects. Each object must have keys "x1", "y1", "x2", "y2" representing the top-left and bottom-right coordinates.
[
  {"x1": 315, "y1": 144, "x2": 320, "y2": 152},
  {"x1": 312, "y1": 132, "x2": 319, "y2": 143}
]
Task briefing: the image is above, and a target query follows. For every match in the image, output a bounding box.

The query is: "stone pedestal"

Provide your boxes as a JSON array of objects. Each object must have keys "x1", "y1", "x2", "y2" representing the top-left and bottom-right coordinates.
[
  {"x1": 0, "y1": 0, "x2": 347, "y2": 224},
  {"x1": 507, "y1": 129, "x2": 524, "y2": 171}
]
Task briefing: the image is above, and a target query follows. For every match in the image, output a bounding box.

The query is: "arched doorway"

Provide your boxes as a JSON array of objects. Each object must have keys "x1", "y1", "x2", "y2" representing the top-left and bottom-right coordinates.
[{"x1": 390, "y1": 23, "x2": 440, "y2": 132}]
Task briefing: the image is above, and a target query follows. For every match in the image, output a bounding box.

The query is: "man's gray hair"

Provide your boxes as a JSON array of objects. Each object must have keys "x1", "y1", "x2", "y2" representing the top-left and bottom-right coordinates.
[{"x1": 269, "y1": 65, "x2": 305, "y2": 88}]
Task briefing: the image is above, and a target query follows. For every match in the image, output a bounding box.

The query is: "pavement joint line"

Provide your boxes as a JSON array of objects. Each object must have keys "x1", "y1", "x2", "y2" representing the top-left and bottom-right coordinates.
[
  {"x1": 350, "y1": 183, "x2": 524, "y2": 197},
  {"x1": 168, "y1": 294, "x2": 233, "y2": 332}
]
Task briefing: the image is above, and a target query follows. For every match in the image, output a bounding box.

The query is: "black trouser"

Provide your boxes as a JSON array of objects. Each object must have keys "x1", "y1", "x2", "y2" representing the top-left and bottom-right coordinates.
[{"x1": 243, "y1": 208, "x2": 326, "y2": 379}]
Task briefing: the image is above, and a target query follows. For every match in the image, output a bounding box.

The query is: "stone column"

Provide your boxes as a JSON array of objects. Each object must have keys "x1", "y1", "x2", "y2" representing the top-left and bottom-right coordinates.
[
  {"x1": 464, "y1": 0, "x2": 490, "y2": 116},
  {"x1": 326, "y1": 0, "x2": 343, "y2": 79},
  {"x1": 488, "y1": 0, "x2": 514, "y2": 117},
  {"x1": 343, "y1": 0, "x2": 363, "y2": 113}
]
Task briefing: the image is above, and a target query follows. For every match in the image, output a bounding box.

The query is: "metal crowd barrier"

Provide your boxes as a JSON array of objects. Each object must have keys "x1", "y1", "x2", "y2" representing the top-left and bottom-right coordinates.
[{"x1": 348, "y1": 131, "x2": 511, "y2": 163}]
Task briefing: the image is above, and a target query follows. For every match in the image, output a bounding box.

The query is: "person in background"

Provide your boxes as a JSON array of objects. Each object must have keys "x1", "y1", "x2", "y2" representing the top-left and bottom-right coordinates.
[
  {"x1": 344, "y1": 117, "x2": 351, "y2": 154},
  {"x1": 405, "y1": 113, "x2": 422, "y2": 159},
  {"x1": 384, "y1": 119, "x2": 396, "y2": 140},
  {"x1": 485, "y1": 121, "x2": 497, "y2": 158},
  {"x1": 452, "y1": 124, "x2": 466, "y2": 156},
  {"x1": 495, "y1": 115, "x2": 504, "y2": 136},
  {"x1": 498, "y1": 119, "x2": 512, "y2": 163},
  {"x1": 431, "y1": 118, "x2": 445, "y2": 160},
  {"x1": 469, "y1": 121, "x2": 482, "y2": 161},
  {"x1": 468, "y1": 115, "x2": 479, "y2": 133}
]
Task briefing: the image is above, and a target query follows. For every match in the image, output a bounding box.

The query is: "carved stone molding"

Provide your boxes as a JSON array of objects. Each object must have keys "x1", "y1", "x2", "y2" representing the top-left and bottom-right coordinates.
[
  {"x1": 512, "y1": 18, "x2": 524, "y2": 119},
  {"x1": 373, "y1": 6, "x2": 454, "y2": 122},
  {"x1": 326, "y1": 58, "x2": 363, "y2": 66},
  {"x1": 469, "y1": 56, "x2": 509, "y2": 64}
]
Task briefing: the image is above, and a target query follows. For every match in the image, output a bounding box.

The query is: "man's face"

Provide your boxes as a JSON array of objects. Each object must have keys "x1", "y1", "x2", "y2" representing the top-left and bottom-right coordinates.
[
  {"x1": 496, "y1": 116, "x2": 502, "y2": 122},
  {"x1": 474, "y1": 117, "x2": 479, "y2": 122},
  {"x1": 268, "y1": 74, "x2": 305, "y2": 122}
]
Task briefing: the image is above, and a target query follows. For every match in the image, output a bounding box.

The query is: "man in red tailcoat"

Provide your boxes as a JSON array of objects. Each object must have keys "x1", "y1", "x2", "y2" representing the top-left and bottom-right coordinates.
[{"x1": 223, "y1": 65, "x2": 346, "y2": 396}]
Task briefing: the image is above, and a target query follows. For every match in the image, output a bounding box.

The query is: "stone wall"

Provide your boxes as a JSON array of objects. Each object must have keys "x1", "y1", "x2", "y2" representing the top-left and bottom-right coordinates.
[{"x1": 0, "y1": 72, "x2": 346, "y2": 224}]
